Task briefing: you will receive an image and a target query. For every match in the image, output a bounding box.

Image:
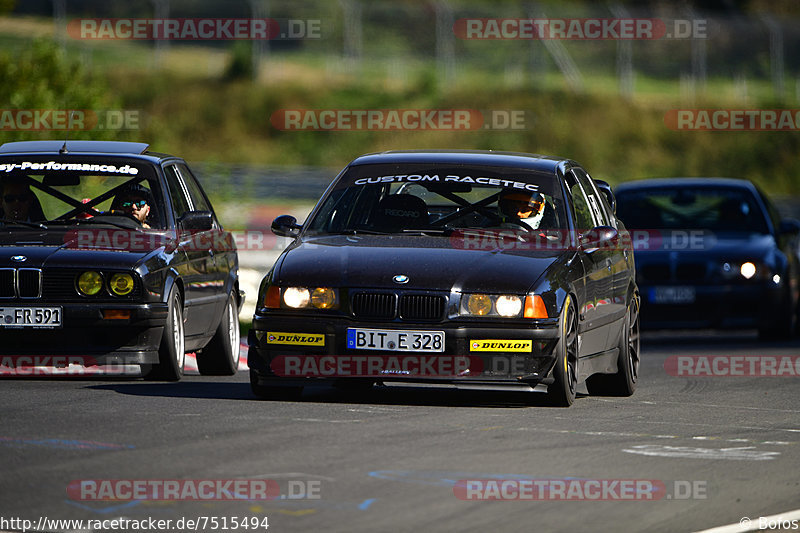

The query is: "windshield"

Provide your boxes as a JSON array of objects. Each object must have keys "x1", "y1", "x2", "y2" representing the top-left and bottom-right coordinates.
[
  {"x1": 0, "y1": 157, "x2": 163, "y2": 230},
  {"x1": 616, "y1": 186, "x2": 770, "y2": 234},
  {"x1": 305, "y1": 163, "x2": 567, "y2": 236}
]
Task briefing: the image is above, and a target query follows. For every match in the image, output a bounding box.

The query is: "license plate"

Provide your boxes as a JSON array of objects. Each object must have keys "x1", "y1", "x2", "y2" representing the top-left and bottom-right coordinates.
[
  {"x1": 0, "y1": 307, "x2": 62, "y2": 328},
  {"x1": 648, "y1": 287, "x2": 696, "y2": 304},
  {"x1": 347, "y1": 328, "x2": 445, "y2": 352}
]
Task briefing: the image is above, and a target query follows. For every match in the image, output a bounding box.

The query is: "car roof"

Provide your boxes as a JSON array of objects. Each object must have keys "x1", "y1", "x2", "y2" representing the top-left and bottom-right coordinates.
[
  {"x1": 615, "y1": 177, "x2": 758, "y2": 193},
  {"x1": 0, "y1": 140, "x2": 177, "y2": 163},
  {"x1": 349, "y1": 150, "x2": 574, "y2": 173}
]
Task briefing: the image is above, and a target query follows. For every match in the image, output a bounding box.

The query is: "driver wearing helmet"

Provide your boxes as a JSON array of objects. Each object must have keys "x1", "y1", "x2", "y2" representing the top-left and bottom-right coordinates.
[{"x1": 497, "y1": 190, "x2": 547, "y2": 230}]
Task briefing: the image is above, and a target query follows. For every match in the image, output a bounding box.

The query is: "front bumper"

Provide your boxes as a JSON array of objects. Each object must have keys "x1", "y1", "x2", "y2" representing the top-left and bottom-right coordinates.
[
  {"x1": 0, "y1": 302, "x2": 168, "y2": 364},
  {"x1": 248, "y1": 313, "x2": 561, "y2": 387}
]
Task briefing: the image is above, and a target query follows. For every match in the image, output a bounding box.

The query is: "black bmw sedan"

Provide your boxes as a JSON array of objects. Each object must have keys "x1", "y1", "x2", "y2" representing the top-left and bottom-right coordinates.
[
  {"x1": 615, "y1": 178, "x2": 800, "y2": 339},
  {"x1": 0, "y1": 140, "x2": 243, "y2": 380},
  {"x1": 249, "y1": 150, "x2": 639, "y2": 406}
]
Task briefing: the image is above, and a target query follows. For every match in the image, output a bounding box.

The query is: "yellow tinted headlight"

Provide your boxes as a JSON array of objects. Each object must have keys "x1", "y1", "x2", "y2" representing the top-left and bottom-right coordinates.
[
  {"x1": 77, "y1": 271, "x2": 103, "y2": 296},
  {"x1": 311, "y1": 287, "x2": 336, "y2": 309},
  {"x1": 467, "y1": 294, "x2": 492, "y2": 316},
  {"x1": 109, "y1": 273, "x2": 134, "y2": 296}
]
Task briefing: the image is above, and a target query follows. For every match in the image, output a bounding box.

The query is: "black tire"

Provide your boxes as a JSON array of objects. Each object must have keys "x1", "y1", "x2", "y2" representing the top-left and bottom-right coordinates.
[
  {"x1": 586, "y1": 297, "x2": 640, "y2": 396},
  {"x1": 547, "y1": 295, "x2": 578, "y2": 407},
  {"x1": 250, "y1": 369, "x2": 303, "y2": 401},
  {"x1": 145, "y1": 285, "x2": 185, "y2": 381},
  {"x1": 196, "y1": 291, "x2": 241, "y2": 376}
]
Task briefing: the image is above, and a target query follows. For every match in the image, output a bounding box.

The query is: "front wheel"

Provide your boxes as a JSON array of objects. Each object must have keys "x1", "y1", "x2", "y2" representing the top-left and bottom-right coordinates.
[
  {"x1": 144, "y1": 285, "x2": 185, "y2": 381},
  {"x1": 197, "y1": 291, "x2": 241, "y2": 376},
  {"x1": 586, "y1": 297, "x2": 639, "y2": 396},
  {"x1": 546, "y1": 295, "x2": 578, "y2": 407}
]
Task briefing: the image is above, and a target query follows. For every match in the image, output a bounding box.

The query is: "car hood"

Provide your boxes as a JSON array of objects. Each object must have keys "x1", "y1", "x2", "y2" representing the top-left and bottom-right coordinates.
[
  {"x1": 274, "y1": 234, "x2": 567, "y2": 293},
  {"x1": 0, "y1": 228, "x2": 161, "y2": 269}
]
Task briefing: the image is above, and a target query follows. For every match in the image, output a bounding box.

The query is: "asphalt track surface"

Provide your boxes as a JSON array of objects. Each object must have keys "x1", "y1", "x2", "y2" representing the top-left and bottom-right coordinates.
[{"x1": 1, "y1": 330, "x2": 799, "y2": 533}]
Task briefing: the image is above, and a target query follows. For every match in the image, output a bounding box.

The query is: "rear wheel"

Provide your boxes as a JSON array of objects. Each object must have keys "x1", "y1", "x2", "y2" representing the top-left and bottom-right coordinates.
[
  {"x1": 197, "y1": 291, "x2": 241, "y2": 375},
  {"x1": 586, "y1": 297, "x2": 639, "y2": 396},
  {"x1": 547, "y1": 295, "x2": 578, "y2": 407},
  {"x1": 145, "y1": 286, "x2": 185, "y2": 381}
]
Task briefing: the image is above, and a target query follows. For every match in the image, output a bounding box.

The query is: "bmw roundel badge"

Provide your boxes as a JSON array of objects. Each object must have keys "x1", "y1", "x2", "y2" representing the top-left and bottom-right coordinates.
[
  {"x1": 10, "y1": 255, "x2": 27, "y2": 263},
  {"x1": 393, "y1": 274, "x2": 409, "y2": 284}
]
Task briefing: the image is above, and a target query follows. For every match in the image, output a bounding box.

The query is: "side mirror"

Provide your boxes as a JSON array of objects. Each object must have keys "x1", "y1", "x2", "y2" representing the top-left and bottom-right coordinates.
[
  {"x1": 179, "y1": 211, "x2": 213, "y2": 231},
  {"x1": 271, "y1": 214, "x2": 301, "y2": 237},
  {"x1": 580, "y1": 225, "x2": 618, "y2": 252},
  {"x1": 779, "y1": 218, "x2": 800, "y2": 235},
  {"x1": 593, "y1": 179, "x2": 616, "y2": 215}
]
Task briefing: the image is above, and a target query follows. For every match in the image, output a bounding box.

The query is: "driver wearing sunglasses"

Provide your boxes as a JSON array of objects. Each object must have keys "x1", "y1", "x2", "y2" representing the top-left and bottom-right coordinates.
[{"x1": 111, "y1": 184, "x2": 152, "y2": 228}]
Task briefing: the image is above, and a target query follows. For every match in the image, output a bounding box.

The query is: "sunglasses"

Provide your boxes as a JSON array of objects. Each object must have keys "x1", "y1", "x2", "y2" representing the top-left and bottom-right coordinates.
[
  {"x1": 3, "y1": 194, "x2": 30, "y2": 203},
  {"x1": 121, "y1": 199, "x2": 148, "y2": 208}
]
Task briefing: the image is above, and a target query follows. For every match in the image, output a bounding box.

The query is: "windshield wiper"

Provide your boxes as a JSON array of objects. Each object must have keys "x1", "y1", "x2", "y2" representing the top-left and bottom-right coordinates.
[
  {"x1": 400, "y1": 228, "x2": 449, "y2": 235},
  {"x1": 330, "y1": 229, "x2": 391, "y2": 235},
  {"x1": 0, "y1": 218, "x2": 48, "y2": 230}
]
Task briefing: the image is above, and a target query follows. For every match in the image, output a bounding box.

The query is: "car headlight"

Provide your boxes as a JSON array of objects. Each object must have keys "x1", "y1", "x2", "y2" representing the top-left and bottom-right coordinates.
[
  {"x1": 283, "y1": 287, "x2": 310, "y2": 308},
  {"x1": 109, "y1": 273, "x2": 134, "y2": 296},
  {"x1": 311, "y1": 287, "x2": 336, "y2": 309},
  {"x1": 460, "y1": 293, "x2": 534, "y2": 318},
  {"x1": 721, "y1": 261, "x2": 763, "y2": 280},
  {"x1": 467, "y1": 294, "x2": 492, "y2": 316},
  {"x1": 77, "y1": 271, "x2": 103, "y2": 296},
  {"x1": 495, "y1": 295, "x2": 522, "y2": 317},
  {"x1": 740, "y1": 262, "x2": 756, "y2": 279},
  {"x1": 276, "y1": 286, "x2": 338, "y2": 309}
]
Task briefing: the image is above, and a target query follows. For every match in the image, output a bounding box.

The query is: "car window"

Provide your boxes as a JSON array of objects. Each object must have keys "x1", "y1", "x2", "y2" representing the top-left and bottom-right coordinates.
[
  {"x1": 564, "y1": 171, "x2": 595, "y2": 230},
  {"x1": 304, "y1": 164, "x2": 567, "y2": 235},
  {"x1": 176, "y1": 163, "x2": 212, "y2": 213},
  {"x1": 615, "y1": 186, "x2": 770, "y2": 234},
  {"x1": 163, "y1": 164, "x2": 192, "y2": 221},
  {"x1": 573, "y1": 168, "x2": 608, "y2": 226},
  {"x1": 0, "y1": 157, "x2": 164, "y2": 229}
]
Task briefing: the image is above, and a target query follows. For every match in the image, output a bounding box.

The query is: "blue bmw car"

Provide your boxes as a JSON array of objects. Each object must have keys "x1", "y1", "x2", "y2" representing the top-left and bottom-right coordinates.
[{"x1": 615, "y1": 178, "x2": 800, "y2": 339}]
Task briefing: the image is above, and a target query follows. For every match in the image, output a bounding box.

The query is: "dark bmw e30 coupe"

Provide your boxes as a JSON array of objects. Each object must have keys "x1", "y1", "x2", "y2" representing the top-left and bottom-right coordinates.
[
  {"x1": 0, "y1": 140, "x2": 243, "y2": 380},
  {"x1": 249, "y1": 150, "x2": 640, "y2": 406}
]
